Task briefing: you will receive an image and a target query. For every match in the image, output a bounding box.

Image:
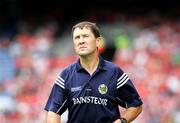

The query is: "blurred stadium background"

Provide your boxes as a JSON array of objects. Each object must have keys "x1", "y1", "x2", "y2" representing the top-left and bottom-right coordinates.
[{"x1": 0, "y1": 0, "x2": 179, "y2": 123}]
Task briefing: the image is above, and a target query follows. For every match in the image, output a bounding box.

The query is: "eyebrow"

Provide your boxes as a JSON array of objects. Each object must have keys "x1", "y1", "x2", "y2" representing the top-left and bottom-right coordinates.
[
  {"x1": 74, "y1": 34, "x2": 89, "y2": 38},
  {"x1": 74, "y1": 35, "x2": 80, "y2": 39}
]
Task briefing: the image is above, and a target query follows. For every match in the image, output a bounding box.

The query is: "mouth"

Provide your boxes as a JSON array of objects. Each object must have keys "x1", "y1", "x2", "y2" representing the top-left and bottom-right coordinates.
[{"x1": 79, "y1": 46, "x2": 87, "y2": 49}]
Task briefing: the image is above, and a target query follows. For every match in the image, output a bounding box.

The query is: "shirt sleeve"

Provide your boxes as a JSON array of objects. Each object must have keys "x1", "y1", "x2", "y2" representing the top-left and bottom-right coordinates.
[
  {"x1": 116, "y1": 68, "x2": 143, "y2": 108},
  {"x1": 44, "y1": 71, "x2": 68, "y2": 115}
]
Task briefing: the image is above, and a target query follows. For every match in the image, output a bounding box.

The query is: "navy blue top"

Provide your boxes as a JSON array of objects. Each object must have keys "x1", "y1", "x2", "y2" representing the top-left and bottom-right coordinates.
[{"x1": 45, "y1": 57, "x2": 143, "y2": 123}]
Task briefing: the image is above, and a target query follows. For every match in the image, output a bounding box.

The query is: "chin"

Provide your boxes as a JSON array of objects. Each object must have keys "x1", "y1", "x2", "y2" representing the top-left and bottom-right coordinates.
[
  {"x1": 78, "y1": 53, "x2": 89, "y2": 56},
  {"x1": 78, "y1": 52, "x2": 90, "y2": 56}
]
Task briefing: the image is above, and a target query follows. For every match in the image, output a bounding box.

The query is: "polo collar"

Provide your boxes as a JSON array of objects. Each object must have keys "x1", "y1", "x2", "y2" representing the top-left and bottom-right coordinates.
[{"x1": 76, "y1": 56, "x2": 108, "y2": 72}]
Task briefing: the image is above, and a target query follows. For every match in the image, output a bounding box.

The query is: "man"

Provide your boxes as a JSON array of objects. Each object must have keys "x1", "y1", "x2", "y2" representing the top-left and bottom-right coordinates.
[{"x1": 45, "y1": 21, "x2": 143, "y2": 123}]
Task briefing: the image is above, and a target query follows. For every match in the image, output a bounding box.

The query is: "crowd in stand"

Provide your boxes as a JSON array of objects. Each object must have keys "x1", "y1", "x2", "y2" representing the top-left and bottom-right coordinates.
[{"x1": 0, "y1": 12, "x2": 179, "y2": 123}]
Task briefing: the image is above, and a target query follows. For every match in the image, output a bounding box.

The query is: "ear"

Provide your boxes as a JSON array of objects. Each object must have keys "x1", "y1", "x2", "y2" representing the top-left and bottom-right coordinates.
[{"x1": 96, "y1": 37, "x2": 101, "y2": 47}]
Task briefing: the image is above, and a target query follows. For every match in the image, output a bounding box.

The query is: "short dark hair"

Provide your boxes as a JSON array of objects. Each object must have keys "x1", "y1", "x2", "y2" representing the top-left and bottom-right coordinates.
[{"x1": 72, "y1": 21, "x2": 101, "y2": 38}]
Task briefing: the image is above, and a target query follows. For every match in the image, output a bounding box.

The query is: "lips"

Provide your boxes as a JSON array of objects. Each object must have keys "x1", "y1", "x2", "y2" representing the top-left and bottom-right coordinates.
[{"x1": 79, "y1": 46, "x2": 87, "y2": 49}]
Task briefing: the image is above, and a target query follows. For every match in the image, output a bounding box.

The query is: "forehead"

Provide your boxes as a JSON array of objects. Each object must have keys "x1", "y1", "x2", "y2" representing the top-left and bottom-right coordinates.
[{"x1": 73, "y1": 27, "x2": 93, "y2": 37}]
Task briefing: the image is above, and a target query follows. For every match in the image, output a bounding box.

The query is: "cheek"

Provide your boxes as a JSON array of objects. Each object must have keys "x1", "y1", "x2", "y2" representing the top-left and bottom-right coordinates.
[
  {"x1": 73, "y1": 42, "x2": 78, "y2": 50},
  {"x1": 89, "y1": 41, "x2": 96, "y2": 48},
  {"x1": 73, "y1": 41, "x2": 78, "y2": 47}
]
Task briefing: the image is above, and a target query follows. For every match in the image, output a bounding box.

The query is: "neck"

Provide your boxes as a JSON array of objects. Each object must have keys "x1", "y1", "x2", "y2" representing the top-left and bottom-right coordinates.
[{"x1": 80, "y1": 53, "x2": 99, "y2": 75}]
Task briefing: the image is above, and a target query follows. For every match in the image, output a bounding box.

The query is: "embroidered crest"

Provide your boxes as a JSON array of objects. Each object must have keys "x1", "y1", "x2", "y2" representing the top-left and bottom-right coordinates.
[{"x1": 98, "y1": 84, "x2": 108, "y2": 94}]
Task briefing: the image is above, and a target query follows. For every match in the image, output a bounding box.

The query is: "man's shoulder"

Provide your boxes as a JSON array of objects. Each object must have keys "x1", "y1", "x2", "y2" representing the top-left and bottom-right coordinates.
[
  {"x1": 62, "y1": 62, "x2": 77, "y2": 73},
  {"x1": 57, "y1": 62, "x2": 77, "y2": 79},
  {"x1": 103, "y1": 59, "x2": 124, "y2": 74},
  {"x1": 104, "y1": 60, "x2": 119, "y2": 69}
]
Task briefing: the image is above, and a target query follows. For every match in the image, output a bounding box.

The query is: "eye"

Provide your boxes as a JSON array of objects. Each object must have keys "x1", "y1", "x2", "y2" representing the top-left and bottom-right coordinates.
[
  {"x1": 74, "y1": 35, "x2": 80, "y2": 40},
  {"x1": 83, "y1": 34, "x2": 89, "y2": 38}
]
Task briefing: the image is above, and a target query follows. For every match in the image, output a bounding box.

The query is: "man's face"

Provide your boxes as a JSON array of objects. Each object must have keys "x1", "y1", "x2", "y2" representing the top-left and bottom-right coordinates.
[{"x1": 73, "y1": 27, "x2": 99, "y2": 56}]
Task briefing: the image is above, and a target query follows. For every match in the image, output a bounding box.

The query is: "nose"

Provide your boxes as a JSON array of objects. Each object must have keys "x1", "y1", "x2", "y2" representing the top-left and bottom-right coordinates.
[
  {"x1": 79, "y1": 36, "x2": 85, "y2": 44},
  {"x1": 79, "y1": 41, "x2": 85, "y2": 45}
]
